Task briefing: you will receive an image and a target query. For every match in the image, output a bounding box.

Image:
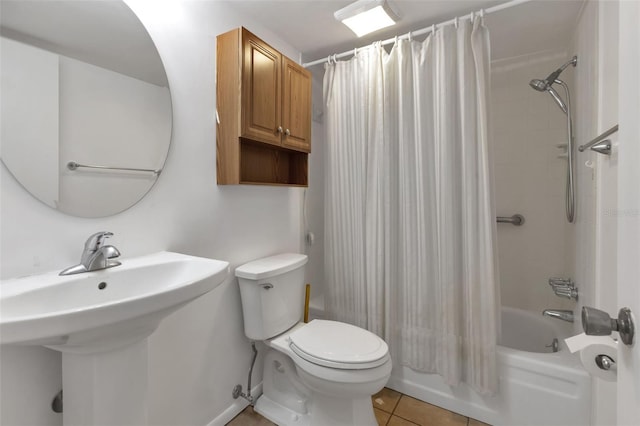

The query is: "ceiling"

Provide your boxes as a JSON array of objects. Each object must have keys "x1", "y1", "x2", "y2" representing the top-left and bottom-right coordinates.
[
  {"x1": 226, "y1": 0, "x2": 585, "y2": 66},
  {"x1": 0, "y1": 0, "x2": 168, "y2": 86},
  {"x1": 0, "y1": 0, "x2": 585, "y2": 84}
]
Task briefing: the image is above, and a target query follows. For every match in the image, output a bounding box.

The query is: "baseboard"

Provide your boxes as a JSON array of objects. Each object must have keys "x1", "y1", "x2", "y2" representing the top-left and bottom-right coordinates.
[{"x1": 206, "y1": 383, "x2": 263, "y2": 426}]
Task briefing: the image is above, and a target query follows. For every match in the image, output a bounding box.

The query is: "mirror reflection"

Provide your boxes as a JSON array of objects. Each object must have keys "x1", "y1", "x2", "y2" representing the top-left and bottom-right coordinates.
[{"x1": 0, "y1": 0, "x2": 172, "y2": 217}]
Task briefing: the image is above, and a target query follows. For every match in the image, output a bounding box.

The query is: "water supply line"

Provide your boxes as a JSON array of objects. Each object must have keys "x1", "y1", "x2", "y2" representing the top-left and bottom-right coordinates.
[
  {"x1": 232, "y1": 342, "x2": 258, "y2": 405},
  {"x1": 557, "y1": 78, "x2": 576, "y2": 223}
]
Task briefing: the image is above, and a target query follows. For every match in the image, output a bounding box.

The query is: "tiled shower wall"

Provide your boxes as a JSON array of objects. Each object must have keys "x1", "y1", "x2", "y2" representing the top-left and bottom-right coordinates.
[{"x1": 491, "y1": 52, "x2": 576, "y2": 314}]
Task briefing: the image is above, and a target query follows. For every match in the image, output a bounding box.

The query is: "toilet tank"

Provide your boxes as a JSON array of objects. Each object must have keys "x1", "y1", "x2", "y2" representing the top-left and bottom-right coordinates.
[{"x1": 235, "y1": 253, "x2": 308, "y2": 340}]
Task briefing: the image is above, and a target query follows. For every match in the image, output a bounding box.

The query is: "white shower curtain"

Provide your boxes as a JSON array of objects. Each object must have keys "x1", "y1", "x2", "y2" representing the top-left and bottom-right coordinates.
[{"x1": 324, "y1": 17, "x2": 500, "y2": 395}]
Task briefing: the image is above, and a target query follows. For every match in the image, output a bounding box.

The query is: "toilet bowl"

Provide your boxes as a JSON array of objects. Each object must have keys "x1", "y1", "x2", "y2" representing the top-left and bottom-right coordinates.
[{"x1": 236, "y1": 254, "x2": 391, "y2": 426}]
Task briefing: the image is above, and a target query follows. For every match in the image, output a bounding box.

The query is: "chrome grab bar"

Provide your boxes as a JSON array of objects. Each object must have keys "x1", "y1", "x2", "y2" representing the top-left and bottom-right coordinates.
[
  {"x1": 67, "y1": 161, "x2": 162, "y2": 176},
  {"x1": 496, "y1": 214, "x2": 525, "y2": 226},
  {"x1": 578, "y1": 124, "x2": 618, "y2": 155}
]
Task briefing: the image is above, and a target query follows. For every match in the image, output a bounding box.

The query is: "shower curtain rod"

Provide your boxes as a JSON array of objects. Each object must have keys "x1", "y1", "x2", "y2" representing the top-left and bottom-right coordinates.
[{"x1": 302, "y1": 0, "x2": 531, "y2": 68}]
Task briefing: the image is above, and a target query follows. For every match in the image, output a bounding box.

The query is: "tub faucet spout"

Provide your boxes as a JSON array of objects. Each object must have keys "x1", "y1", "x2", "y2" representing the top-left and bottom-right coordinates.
[{"x1": 542, "y1": 309, "x2": 574, "y2": 323}]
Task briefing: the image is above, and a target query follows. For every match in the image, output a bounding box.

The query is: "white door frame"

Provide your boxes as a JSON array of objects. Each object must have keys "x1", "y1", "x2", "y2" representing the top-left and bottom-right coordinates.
[{"x1": 616, "y1": 1, "x2": 640, "y2": 424}]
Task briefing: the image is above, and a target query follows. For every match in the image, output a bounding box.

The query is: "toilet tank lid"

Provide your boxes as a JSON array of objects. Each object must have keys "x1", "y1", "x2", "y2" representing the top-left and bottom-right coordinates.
[{"x1": 235, "y1": 253, "x2": 308, "y2": 280}]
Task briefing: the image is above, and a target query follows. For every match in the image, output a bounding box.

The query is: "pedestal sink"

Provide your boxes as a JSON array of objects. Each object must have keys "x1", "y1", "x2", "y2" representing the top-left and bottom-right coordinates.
[{"x1": 0, "y1": 251, "x2": 229, "y2": 425}]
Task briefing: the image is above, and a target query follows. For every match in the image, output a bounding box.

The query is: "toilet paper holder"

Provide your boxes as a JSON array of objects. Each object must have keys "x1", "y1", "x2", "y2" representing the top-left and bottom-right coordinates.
[
  {"x1": 595, "y1": 354, "x2": 616, "y2": 371},
  {"x1": 582, "y1": 306, "x2": 635, "y2": 346}
]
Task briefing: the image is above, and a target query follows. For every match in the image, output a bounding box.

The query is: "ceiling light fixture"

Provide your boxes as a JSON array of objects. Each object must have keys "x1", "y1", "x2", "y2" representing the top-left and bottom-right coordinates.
[{"x1": 334, "y1": 0, "x2": 399, "y2": 38}]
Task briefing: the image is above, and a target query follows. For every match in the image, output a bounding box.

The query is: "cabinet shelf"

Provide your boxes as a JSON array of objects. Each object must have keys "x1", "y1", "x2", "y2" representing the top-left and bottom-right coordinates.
[{"x1": 239, "y1": 139, "x2": 307, "y2": 186}]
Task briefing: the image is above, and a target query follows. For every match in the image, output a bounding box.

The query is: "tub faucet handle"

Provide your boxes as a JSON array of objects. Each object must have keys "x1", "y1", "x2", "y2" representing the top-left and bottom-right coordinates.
[{"x1": 548, "y1": 277, "x2": 574, "y2": 287}]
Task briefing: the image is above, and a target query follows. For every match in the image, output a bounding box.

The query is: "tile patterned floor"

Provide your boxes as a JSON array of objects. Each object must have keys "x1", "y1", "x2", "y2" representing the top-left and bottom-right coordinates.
[{"x1": 227, "y1": 387, "x2": 491, "y2": 426}]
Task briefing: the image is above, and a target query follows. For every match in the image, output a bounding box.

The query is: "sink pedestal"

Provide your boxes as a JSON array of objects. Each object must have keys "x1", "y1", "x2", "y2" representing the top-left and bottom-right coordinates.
[
  {"x1": 62, "y1": 339, "x2": 148, "y2": 426},
  {"x1": 1, "y1": 251, "x2": 230, "y2": 425}
]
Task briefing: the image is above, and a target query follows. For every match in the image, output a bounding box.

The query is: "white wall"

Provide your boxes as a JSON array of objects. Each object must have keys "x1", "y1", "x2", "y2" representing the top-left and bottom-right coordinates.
[
  {"x1": 0, "y1": 1, "x2": 305, "y2": 425},
  {"x1": 491, "y1": 52, "x2": 576, "y2": 315}
]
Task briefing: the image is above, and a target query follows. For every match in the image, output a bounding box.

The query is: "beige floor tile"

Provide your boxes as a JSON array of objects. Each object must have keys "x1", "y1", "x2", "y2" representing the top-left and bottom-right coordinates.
[
  {"x1": 394, "y1": 396, "x2": 468, "y2": 426},
  {"x1": 387, "y1": 415, "x2": 421, "y2": 426},
  {"x1": 375, "y1": 407, "x2": 392, "y2": 425},
  {"x1": 372, "y1": 387, "x2": 402, "y2": 413},
  {"x1": 226, "y1": 406, "x2": 276, "y2": 426},
  {"x1": 468, "y1": 418, "x2": 492, "y2": 426}
]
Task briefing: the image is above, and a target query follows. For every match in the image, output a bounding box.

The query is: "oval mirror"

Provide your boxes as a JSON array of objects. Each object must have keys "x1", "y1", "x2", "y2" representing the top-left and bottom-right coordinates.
[{"x1": 0, "y1": 0, "x2": 172, "y2": 217}]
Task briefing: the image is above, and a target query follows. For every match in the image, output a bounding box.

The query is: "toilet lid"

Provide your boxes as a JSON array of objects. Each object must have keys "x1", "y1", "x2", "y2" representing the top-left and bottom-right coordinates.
[{"x1": 289, "y1": 320, "x2": 389, "y2": 369}]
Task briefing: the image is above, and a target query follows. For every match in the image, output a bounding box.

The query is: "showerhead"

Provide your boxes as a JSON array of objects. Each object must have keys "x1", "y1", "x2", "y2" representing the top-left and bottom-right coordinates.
[
  {"x1": 529, "y1": 78, "x2": 549, "y2": 92},
  {"x1": 529, "y1": 78, "x2": 568, "y2": 113},
  {"x1": 529, "y1": 56, "x2": 577, "y2": 114},
  {"x1": 529, "y1": 56, "x2": 577, "y2": 92}
]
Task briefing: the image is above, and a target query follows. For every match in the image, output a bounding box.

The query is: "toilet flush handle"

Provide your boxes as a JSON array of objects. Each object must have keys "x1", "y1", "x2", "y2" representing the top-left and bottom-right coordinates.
[{"x1": 260, "y1": 283, "x2": 273, "y2": 290}]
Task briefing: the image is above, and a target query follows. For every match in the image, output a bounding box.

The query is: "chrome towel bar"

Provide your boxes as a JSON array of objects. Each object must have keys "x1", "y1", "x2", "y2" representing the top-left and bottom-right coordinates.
[
  {"x1": 67, "y1": 161, "x2": 162, "y2": 175},
  {"x1": 497, "y1": 214, "x2": 525, "y2": 226},
  {"x1": 578, "y1": 124, "x2": 618, "y2": 155}
]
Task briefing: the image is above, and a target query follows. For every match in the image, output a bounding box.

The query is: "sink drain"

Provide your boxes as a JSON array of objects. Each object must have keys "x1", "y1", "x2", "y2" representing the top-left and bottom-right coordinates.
[{"x1": 98, "y1": 282, "x2": 107, "y2": 290}]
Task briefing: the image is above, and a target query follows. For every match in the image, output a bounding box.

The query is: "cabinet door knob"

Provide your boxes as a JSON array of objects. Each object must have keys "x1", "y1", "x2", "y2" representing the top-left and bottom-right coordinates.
[
  {"x1": 277, "y1": 126, "x2": 284, "y2": 134},
  {"x1": 285, "y1": 129, "x2": 291, "y2": 136}
]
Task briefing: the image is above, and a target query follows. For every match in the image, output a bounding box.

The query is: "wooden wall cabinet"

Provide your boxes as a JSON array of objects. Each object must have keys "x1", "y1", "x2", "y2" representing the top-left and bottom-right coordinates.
[{"x1": 216, "y1": 27, "x2": 311, "y2": 186}]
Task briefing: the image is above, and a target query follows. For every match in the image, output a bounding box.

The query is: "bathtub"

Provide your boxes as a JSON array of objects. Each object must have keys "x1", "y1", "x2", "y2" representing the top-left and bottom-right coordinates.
[{"x1": 387, "y1": 306, "x2": 591, "y2": 426}]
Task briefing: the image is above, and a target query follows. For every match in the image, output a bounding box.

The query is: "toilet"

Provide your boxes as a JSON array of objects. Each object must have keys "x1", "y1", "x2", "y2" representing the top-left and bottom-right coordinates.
[{"x1": 236, "y1": 253, "x2": 391, "y2": 426}]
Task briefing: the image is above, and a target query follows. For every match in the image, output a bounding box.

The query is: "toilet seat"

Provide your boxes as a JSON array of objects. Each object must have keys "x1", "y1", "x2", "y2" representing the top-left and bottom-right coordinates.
[{"x1": 288, "y1": 320, "x2": 389, "y2": 370}]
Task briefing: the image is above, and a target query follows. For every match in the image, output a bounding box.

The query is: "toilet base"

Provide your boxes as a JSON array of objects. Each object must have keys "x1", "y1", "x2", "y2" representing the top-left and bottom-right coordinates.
[
  {"x1": 308, "y1": 393, "x2": 377, "y2": 426},
  {"x1": 254, "y1": 394, "x2": 310, "y2": 426},
  {"x1": 257, "y1": 346, "x2": 380, "y2": 426},
  {"x1": 254, "y1": 392, "x2": 377, "y2": 426}
]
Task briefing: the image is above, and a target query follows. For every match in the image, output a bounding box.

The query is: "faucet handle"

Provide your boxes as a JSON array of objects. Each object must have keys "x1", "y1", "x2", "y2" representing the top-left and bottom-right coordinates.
[
  {"x1": 84, "y1": 231, "x2": 114, "y2": 251},
  {"x1": 549, "y1": 277, "x2": 574, "y2": 287}
]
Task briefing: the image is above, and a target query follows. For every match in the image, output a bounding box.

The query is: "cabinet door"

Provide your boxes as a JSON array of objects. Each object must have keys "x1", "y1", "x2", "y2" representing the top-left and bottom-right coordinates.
[
  {"x1": 282, "y1": 58, "x2": 311, "y2": 153},
  {"x1": 241, "y1": 29, "x2": 282, "y2": 146}
]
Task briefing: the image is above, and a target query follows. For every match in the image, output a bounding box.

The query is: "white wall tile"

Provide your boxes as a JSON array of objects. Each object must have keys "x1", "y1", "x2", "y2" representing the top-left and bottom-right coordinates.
[{"x1": 492, "y1": 52, "x2": 578, "y2": 315}]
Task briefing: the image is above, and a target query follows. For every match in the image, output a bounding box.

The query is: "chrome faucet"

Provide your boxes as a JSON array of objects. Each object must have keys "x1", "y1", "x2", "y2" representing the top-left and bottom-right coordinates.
[
  {"x1": 59, "y1": 232, "x2": 121, "y2": 276},
  {"x1": 543, "y1": 309, "x2": 574, "y2": 323},
  {"x1": 548, "y1": 277, "x2": 579, "y2": 300}
]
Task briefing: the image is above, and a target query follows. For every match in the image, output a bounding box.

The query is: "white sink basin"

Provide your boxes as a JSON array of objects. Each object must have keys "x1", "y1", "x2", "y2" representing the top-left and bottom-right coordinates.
[{"x1": 0, "y1": 251, "x2": 229, "y2": 353}]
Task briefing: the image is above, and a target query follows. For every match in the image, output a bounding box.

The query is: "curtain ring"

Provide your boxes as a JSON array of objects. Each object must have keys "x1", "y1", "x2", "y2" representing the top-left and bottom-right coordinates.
[
  {"x1": 407, "y1": 31, "x2": 412, "y2": 42},
  {"x1": 470, "y1": 11, "x2": 475, "y2": 22},
  {"x1": 480, "y1": 8, "x2": 485, "y2": 18},
  {"x1": 333, "y1": 54, "x2": 337, "y2": 64},
  {"x1": 353, "y1": 47, "x2": 358, "y2": 57},
  {"x1": 431, "y1": 24, "x2": 436, "y2": 35},
  {"x1": 454, "y1": 16, "x2": 458, "y2": 28},
  {"x1": 327, "y1": 55, "x2": 331, "y2": 65}
]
